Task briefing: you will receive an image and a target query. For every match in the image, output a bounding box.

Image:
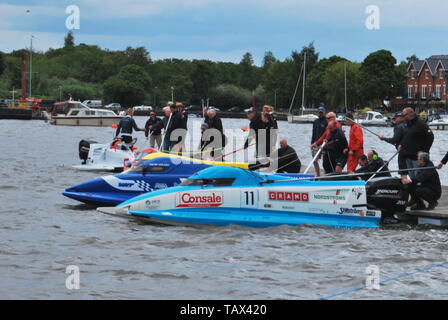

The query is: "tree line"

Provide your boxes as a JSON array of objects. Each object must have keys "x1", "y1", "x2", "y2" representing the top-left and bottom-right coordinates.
[{"x1": 0, "y1": 31, "x2": 413, "y2": 112}]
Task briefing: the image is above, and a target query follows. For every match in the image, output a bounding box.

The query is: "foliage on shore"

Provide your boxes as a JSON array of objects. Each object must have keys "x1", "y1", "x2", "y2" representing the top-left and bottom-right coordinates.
[{"x1": 0, "y1": 32, "x2": 410, "y2": 111}]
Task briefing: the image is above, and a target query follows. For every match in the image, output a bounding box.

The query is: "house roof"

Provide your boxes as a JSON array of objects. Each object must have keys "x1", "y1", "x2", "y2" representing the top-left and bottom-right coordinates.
[{"x1": 408, "y1": 55, "x2": 448, "y2": 76}]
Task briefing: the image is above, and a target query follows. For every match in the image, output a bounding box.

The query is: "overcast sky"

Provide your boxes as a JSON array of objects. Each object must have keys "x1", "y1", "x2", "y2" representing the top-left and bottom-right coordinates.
[{"x1": 1, "y1": 0, "x2": 447, "y2": 65}]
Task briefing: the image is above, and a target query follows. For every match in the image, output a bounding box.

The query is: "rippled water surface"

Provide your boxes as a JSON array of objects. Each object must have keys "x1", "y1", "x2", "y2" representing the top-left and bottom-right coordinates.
[{"x1": 1, "y1": 117, "x2": 447, "y2": 299}]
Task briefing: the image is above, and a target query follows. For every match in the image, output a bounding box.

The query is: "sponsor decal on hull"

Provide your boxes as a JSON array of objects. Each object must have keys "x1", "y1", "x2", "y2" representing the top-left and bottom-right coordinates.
[
  {"x1": 338, "y1": 207, "x2": 365, "y2": 216},
  {"x1": 176, "y1": 191, "x2": 224, "y2": 208},
  {"x1": 102, "y1": 175, "x2": 153, "y2": 192},
  {"x1": 268, "y1": 191, "x2": 309, "y2": 202}
]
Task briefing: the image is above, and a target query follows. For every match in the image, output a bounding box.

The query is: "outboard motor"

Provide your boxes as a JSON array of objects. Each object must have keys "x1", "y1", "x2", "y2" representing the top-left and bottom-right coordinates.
[
  {"x1": 365, "y1": 177, "x2": 409, "y2": 217},
  {"x1": 78, "y1": 140, "x2": 97, "y2": 164}
]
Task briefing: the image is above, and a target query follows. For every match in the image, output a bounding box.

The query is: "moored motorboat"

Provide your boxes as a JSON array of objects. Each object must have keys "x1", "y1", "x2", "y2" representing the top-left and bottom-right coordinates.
[
  {"x1": 49, "y1": 101, "x2": 123, "y2": 126},
  {"x1": 356, "y1": 111, "x2": 390, "y2": 127},
  {"x1": 98, "y1": 166, "x2": 409, "y2": 229},
  {"x1": 287, "y1": 114, "x2": 318, "y2": 124}
]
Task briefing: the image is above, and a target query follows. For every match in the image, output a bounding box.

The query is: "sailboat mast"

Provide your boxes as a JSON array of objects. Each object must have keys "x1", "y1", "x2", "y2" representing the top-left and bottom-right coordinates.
[
  {"x1": 344, "y1": 63, "x2": 347, "y2": 113},
  {"x1": 301, "y1": 52, "x2": 306, "y2": 116}
]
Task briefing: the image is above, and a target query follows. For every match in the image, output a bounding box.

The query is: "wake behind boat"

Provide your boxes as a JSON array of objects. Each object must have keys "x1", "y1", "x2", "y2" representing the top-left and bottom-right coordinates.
[{"x1": 98, "y1": 166, "x2": 410, "y2": 229}]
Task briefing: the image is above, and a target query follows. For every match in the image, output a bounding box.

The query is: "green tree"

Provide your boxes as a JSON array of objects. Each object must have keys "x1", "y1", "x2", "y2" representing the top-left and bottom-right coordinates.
[
  {"x1": 359, "y1": 50, "x2": 399, "y2": 105},
  {"x1": 406, "y1": 54, "x2": 419, "y2": 64},
  {"x1": 64, "y1": 31, "x2": 75, "y2": 47},
  {"x1": 239, "y1": 52, "x2": 257, "y2": 90},
  {"x1": 0, "y1": 52, "x2": 6, "y2": 76},
  {"x1": 103, "y1": 64, "x2": 152, "y2": 107},
  {"x1": 191, "y1": 61, "x2": 215, "y2": 103},
  {"x1": 322, "y1": 61, "x2": 361, "y2": 111},
  {"x1": 306, "y1": 55, "x2": 347, "y2": 107},
  {"x1": 209, "y1": 84, "x2": 251, "y2": 108},
  {"x1": 262, "y1": 59, "x2": 298, "y2": 111},
  {"x1": 124, "y1": 46, "x2": 152, "y2": 67},
  {"x1": 262, "y1": 51, "x2": 277, "y2": 70}
]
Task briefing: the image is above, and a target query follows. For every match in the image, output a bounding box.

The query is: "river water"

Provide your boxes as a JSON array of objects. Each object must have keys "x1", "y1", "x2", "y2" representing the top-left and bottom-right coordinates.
[{"x1": 1, "y1": 117, "x2": 447, "y2": 299}]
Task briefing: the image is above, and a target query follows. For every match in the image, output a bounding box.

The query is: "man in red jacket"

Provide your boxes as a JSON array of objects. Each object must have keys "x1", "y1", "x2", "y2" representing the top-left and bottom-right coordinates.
[
  {"x1": 311, "y1": 112, "x2": 342, "y2": 148},
  {"x1": 344, "y1": 112, "x2": 364, "y2": 173}
]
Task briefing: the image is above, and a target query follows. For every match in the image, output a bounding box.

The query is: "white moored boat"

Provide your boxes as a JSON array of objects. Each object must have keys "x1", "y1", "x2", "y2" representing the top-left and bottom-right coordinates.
[
  {"x1": 427, "y1": 114, "x2": 448, "y2": 130},
  {"x1": 356, "y1": 111, "x2": 390, "y2": 127},
  {"x1": 50, "y1": 101, "x2": 123, "y2": 126},
  {"x1": 287, "y1": 114, "x2": 318, "y2": 124}
]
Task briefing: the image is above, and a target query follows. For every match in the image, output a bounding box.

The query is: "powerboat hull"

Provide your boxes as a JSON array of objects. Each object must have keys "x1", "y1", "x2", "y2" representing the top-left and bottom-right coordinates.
[
  {"x1": 129, "y1": 207, "x2": 380, "y2": 229},
  {"x1": 101, "y1": 166, "x2": 383, "y2": 229}
]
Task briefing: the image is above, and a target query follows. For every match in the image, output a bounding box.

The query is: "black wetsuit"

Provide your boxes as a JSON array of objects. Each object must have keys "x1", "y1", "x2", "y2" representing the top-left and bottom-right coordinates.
[
  {"x1": 116, "y1": 116, "x2": 140, "y2": 144},
  {"x1": 409, "y1": 161, "x2": 441, "y2": 206},
  {"x1": 322, "y1": 128, "x2": 348, "y2": 173},
  {"x1": 355, "y1": 157, "x2": 391, "y2": 181},
  {"x1": 275, "y1": 145, "x2": 301, "y2": 173}
]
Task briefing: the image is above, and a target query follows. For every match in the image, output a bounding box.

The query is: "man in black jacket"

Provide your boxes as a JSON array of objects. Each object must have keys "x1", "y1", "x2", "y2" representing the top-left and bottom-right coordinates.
[
  {"x1": 322, "y1": 120, "x2": 348, "y2": 173},
  {"x1": 243, "y1": 111, "x2": 266, "y2": 158},
  {"x1": 163, "y1": 103, "x2": 185, "y2": 152},
  {"x1": 144, "y1": 111, "x2": 162, "y2": 149},
  {"x1": 398, "y1": 107, "x2": 434, "y2": 184},
  {"x1": 203, "y1": 108, "x2": 227, "y2": 159},
  {"x1": 355, "y1": 151, "x2": 391, "y2": 180},
  {"x1": 310, "y1": 106, "x2": 327, "y2": 176},
  {"x1": 379, "y1": 111, "x2": 406, "y2": 149},
  {"x1": 408, "y1": 152, "x2": 441, "y2": 210},
  {"x1": 273, "y1": 138, "x2": 301, "y2": 173}
]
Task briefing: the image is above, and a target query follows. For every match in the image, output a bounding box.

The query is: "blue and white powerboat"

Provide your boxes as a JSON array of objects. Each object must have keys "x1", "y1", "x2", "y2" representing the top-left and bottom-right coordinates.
[
  {"x1": 64, "y1": 152, "x2": 313, "y2": 206},
  {"x1": 98, "y1": 166, "x2": 409, "y2": 229}
]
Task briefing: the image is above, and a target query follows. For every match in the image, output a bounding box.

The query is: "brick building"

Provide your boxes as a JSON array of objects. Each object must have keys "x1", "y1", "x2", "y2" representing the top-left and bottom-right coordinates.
[{"x1": 406, "y1": 55, "x2": 448, "y2": 104}]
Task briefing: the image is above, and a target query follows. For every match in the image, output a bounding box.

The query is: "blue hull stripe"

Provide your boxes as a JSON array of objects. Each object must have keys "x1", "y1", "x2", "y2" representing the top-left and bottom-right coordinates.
[{"x1": 129, "y1": 207, "x2": 380, "y2": 229}]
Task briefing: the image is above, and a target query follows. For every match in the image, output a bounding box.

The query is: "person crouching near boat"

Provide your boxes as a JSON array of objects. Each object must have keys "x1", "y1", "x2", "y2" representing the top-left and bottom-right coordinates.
[
  {"x1": 407, "y1": 152, "x2": 441, "y2": 211},
  {"x1": 322, "y1": 120, "x2": 348, "y2": 174},
  {"x1": 272, "y1": 138, "x2": 301, "y2": 173},
  {"x1": 344, "y1": 112, "x2": 364, "y2": 173},
  {"x1": 354, "y1": 151, "x2": 391, "y2": 180}
]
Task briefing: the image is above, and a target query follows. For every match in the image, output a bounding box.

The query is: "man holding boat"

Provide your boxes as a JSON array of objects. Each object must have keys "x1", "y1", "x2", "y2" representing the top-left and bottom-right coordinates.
[
  {"x1": 310, "y1": 106, "x2": 328, "y2": 176},
  {"x1": 322, "y1": 120, "x2": 348, "y2": 173},
  {"x1": 398, "y1": 107, "x2": 434, "y2": 184},
  {"x1": 379, "y1": 111, "x2": 406, "y2": 149}
]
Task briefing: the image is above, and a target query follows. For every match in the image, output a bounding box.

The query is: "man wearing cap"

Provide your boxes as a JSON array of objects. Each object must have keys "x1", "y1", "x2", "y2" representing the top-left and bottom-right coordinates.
[
  {"x1": 144, "y1": 111, "x2": 163, "y2": 149},
  {"x1": 379, "y1": 111, "x2": 406, "y2": 149},
  {"x1": 344, "y1": 112, "x2": 364, "y2": 173},
  {"x1": 310, "y1": 106, "x2": 328, "y2": 176}
]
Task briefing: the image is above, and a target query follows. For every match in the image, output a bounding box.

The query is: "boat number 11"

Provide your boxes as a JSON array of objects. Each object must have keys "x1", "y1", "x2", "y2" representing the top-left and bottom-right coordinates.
[{"x1": 241, "y1": 189, "x2": 258, "y2": 208}]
